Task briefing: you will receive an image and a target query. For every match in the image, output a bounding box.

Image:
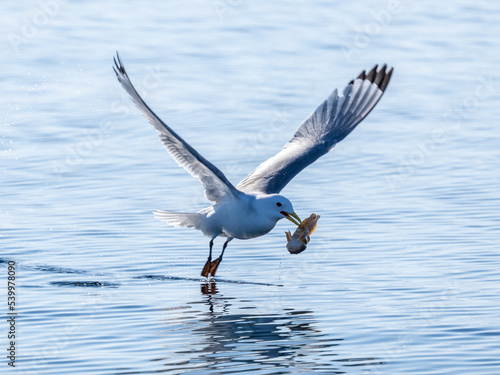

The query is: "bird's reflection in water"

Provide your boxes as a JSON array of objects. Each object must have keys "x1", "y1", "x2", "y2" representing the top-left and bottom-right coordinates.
[
  {"x1": 201, "y1": 280, "x2": 218, "y2": 295},
  {"x1": 153, "y1": 280, "x2": 383, "y2": 373}
]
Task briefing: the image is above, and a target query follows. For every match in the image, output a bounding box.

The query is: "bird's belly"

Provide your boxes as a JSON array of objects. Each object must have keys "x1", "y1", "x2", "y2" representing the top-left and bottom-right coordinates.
[{"x1": 222, "y1": 217, "x2": 276, "y2": 240}]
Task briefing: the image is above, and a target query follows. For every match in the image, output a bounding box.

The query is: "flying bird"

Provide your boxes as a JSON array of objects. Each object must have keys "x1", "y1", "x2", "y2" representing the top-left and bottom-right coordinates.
[{"x1": 113, "y1": 53, "x2": 393, "y2": 277}]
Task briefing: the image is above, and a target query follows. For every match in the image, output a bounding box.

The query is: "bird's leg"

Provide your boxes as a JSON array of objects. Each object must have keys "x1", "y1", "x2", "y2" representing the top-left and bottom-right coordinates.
[
  {"x1": 209, "y1": 238, "x2": 214, "y2": 260},
  {"x1": 206, "y1": 239, "x2": 231, "y2": 277},
  {"x1": 201, "y1": 239, "x2": 214, "y2": 278},
  {"x1": 219, "y1": 239, "x2": 230, "y2": 260}
]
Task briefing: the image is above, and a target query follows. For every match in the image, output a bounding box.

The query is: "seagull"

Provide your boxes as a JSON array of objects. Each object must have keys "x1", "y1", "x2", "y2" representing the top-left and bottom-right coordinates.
[{"x1": 113, "y1": 53, "x2": 393, "y2": 277}]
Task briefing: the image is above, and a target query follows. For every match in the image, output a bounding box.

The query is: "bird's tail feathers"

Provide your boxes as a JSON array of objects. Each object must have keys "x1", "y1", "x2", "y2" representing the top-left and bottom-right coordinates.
[{"x1": 153, "y1": 209, "x2": 201, "y2": 229}]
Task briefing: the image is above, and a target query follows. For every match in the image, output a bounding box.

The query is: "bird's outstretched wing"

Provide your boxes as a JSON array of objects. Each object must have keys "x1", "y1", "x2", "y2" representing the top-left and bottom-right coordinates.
[
  {"x1": 113, "y1": 53, "x2": 240, "y2": 204},
  {"x1": 237, "y1": 65, "x2": 393, "y2": 194}
]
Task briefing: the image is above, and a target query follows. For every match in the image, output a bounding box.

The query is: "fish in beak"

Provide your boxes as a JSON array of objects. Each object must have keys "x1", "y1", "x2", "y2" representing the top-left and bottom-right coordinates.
[
  {"x1": 285, "y1": 213, "x2": 320, "y2": 254},
  {"x1": 281, "y1": 211, "x2": 302, "y2": 226}
]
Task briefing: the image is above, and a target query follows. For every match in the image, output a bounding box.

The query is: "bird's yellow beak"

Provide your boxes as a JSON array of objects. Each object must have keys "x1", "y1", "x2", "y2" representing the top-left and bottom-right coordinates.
[{"x1": 281, "y1": 211, "x2": 302, "y2": 226}]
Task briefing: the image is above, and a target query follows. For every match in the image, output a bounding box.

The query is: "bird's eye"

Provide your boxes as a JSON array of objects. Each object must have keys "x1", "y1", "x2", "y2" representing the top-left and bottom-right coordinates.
[{"x1": 276, "y1": 202, "x2": 282, "y2": 207}]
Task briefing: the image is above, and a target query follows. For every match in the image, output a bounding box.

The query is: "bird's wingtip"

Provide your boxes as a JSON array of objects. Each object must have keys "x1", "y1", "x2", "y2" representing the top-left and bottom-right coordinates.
[
  {"x1": 350, "y1": 64, "x2": 394, "y2": 93},
  {"x1": 113, "y1": 51, "x2": 126, "y2": 77}
]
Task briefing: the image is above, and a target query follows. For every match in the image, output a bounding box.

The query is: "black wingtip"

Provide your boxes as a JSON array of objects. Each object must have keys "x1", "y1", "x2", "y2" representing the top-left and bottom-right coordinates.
[
  {"x1": 113, "y1": 51, "x2": 127, "y2": 77},
  {"x1": 365, "y1": 65, "x2": 378, "y2": 83},
  {"x1": 357, "y1": 70, "x2": 367, "y2": 80},
  {"x1": 351, "y1": 64, "x2": 394, "y2": 93},
  {"x1": 379, "y1": 66, "x2": 394, "y2": 92}
]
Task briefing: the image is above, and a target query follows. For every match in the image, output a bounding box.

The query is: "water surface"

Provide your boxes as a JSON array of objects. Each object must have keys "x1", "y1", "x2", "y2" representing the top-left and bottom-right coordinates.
[{"x1": 1, "y1": 1, "x2": 500, "y2": 374}]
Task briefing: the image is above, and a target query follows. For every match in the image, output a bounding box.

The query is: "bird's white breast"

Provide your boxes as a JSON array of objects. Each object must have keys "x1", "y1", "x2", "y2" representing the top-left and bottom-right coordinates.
[{"x1": 204, "y1": 196, "x2": 280, "y2": 240}]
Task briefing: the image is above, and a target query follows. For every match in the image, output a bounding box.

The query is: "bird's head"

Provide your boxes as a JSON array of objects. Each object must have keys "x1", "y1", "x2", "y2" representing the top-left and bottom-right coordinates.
[{"x1": 256, "y1": 194, "x2": 301, "y2": 226}]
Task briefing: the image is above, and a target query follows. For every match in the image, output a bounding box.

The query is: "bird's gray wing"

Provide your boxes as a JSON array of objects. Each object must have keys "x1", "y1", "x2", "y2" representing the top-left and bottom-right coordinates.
[
  {"x1": 237, "y1": 65, "x2": 393, "y2": 194},
  {"x1": 113, "y1": 53, "x2": 240, "y2": 204}
]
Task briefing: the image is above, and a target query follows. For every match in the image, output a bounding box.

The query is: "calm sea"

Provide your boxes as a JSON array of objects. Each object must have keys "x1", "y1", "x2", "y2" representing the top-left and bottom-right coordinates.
[{"x1": 1, "y1": 0, "x2": 499, "y2": 374}]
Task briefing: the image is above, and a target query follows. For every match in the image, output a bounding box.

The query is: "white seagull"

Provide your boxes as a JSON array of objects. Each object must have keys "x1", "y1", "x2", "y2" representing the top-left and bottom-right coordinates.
[{"x1": 113, "y1": 53, "x2": 393, "y2": 277}]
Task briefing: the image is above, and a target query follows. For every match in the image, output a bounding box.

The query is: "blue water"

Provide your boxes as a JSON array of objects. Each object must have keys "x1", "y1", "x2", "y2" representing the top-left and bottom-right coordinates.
[{"x1": 2, "y1": 0, "x2": 500, "y2": 374}]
